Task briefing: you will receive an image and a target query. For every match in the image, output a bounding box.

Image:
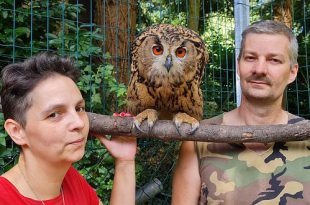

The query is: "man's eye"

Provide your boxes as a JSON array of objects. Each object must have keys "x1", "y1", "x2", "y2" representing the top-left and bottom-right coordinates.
[
  {"x1": 270, "y1": 58, "x2": 281, "y2": 63},
  {"x1": 245, "y1": 56, "x2": 255, "y2": 61}
]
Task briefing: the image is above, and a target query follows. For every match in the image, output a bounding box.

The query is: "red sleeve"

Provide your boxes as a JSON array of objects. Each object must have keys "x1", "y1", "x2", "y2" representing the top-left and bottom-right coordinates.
[{"x1": 62, "y1": 166, "x2": 100, "y2": 205}]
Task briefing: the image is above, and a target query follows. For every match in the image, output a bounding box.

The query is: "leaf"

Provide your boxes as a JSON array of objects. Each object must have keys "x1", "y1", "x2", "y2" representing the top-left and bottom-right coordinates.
[
  {"x1": 95, "y1": 78, "x2": 102, "y2": 84},
  {"x1": 92, "y1": 33, "x2": 104, "y2": 41},
  {"x1": 5, "y1": 0, "x2": 14, "y2": 6},
  {"x1": 15, "y1": 27, "x2": 30, "y2": 38},
  {"x1": 49, "y1": 38, "x2": 62, "y2": 46},
  {"x1": 0, "y1": 134, "x2": 6, "y2": 146},
  {"x1": 46, "y1": 33, "x2": 58, "y2": 39},
  {"x1": 2, "y1": 11, "x2": 8, "y2": 19},
  {"x1": 80, "y1": 23, "x2": 94, "y2": 28},
  {"x1": 91, "y1": 93, "x2": 101, "y2": 105},
  {"x1": 16, "y1": 15, "x2": 24, "y2": 23},
  {"x1": 84, "y1": 65, "x2": 92, "y2": 72}
]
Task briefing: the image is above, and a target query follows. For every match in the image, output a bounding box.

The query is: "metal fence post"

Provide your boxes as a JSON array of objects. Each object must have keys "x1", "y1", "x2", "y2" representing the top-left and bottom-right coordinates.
[{"x1": 234, "y1": 0, "x2": 249, "y2": 106}]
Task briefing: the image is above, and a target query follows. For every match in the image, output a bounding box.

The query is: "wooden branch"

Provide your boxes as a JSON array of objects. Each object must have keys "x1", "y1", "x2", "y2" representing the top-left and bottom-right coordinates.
[{"x1": 87, "y1": 112, "x2": 310, "y2": 143}]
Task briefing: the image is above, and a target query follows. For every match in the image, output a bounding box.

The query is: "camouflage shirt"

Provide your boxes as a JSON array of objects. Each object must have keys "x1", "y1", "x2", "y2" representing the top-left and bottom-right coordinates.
[{"x1": 195, "y1": 113, "x2": 310, "y2": 205}]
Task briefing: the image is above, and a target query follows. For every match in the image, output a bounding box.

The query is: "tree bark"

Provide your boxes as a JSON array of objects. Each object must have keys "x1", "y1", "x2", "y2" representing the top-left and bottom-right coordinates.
[
  {"x1": 188, "y1": 0, "x2": 200, "y2": 32},
  {"x1": 94, "y1": 0, "x2": 137, "y2": 85},
  {"x1": 274, "y1": 0, "x2": 292, "y2": 28},
  {"x1": 87, "y1": 112, "x2": 310, "y2": 143}
]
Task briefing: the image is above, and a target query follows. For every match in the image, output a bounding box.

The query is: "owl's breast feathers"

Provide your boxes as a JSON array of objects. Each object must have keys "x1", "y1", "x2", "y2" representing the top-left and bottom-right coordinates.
[{"x1": 127, "y1": 72, "x2": 203, "y2": 120}]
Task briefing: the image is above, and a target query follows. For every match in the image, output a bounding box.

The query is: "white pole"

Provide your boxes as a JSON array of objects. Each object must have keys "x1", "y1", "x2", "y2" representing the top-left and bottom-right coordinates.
[{"x1": 234, "y1": 0, "x2": 250, "y2": 106}]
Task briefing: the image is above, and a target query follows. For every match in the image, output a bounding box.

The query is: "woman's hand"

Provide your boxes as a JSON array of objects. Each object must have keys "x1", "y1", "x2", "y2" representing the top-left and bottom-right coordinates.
[{"x1": 94, "y1": 112, "x2": 137, "y2": 161}]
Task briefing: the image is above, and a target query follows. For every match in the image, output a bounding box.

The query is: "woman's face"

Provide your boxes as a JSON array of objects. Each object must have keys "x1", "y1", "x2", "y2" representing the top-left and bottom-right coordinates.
[{"x1": 22, "y1": 74, "x2": 89, "y2": 165}]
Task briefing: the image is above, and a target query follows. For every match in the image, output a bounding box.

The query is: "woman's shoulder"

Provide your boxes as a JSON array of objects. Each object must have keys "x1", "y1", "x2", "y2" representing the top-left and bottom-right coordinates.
[{"x1": 0, "y1": 176, "x2": 25, "y2": 203}]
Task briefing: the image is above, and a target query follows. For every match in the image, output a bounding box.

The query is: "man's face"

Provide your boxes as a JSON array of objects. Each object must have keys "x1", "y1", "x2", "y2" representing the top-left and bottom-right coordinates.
[
  {"x1": 238, "y1": 33, "x2": 298, "y2": 103},
  {"x1": 22, "y1": 74, "x2": 89, "y2": 165}
]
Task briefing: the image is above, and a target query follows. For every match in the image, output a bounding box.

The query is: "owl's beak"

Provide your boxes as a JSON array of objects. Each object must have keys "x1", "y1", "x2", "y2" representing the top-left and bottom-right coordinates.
[{"x1": 164, "y1": 55, "x2": 173, "y2": 71}]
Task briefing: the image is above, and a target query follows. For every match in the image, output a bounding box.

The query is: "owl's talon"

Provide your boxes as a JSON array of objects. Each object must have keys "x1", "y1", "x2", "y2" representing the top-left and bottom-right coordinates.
[
  {"x1": 147, "y1": 123, "x2": 155, "y2": 134},
  {"x1": 175, "y1": 126, "x2": 184, "y2": 137},
  {"x1": 174, "y1": 121, "x2": 183, "y2": 136},
  {"x1": 173, "y1": 112, "x2": 200, "y2": 135},
  {"x1": 133, "y1": 119, "x2": 146, "y2": 133},
  {"x1": 174, "y1": 121, "x2": 182, "y2": 129},
  {"x1": 132, "y1": 109, "x2": 158, "y2": 134},
  {"x1": 187, "y1": 122, "x2": 199, "y2": 135}
]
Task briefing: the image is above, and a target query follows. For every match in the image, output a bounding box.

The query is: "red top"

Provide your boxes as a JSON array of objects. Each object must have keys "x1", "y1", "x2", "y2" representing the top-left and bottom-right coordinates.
[{"x1": 0, "y1": 166, "x2": 99, "y2": 205}]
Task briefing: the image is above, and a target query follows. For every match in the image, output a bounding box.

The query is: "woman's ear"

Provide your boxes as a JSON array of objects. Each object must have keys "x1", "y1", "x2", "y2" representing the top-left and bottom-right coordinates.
[{"x1": 4, "y1": 119, "x2": 27, "y2": 146}]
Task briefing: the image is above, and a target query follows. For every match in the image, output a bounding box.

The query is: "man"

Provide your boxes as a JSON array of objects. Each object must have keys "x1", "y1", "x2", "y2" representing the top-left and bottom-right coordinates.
[
  {"x1": 0, "y1": 52, "x2": 136, "y2": 205},
  {"x1": 172, "y1": 20, "x2": 310, "y2": 204}
]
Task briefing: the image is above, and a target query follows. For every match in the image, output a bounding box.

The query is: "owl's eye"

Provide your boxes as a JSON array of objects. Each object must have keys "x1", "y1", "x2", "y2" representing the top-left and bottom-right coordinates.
[
  {"x1": 152, "y1": 45, "x2": 163, "y2": 55},
  {"x1": 176, "y1": 47, "x2": 187, "y2": 58}
]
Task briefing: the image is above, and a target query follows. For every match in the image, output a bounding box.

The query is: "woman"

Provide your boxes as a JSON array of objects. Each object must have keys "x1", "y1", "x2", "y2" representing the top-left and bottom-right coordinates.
[{"x1": 0, "y1": 53, "x2": 136, "y2": 205}]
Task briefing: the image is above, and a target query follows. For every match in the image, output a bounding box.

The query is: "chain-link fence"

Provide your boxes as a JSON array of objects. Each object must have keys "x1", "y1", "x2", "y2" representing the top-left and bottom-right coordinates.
[{"x1": 0, "y1": 0, "x2": 309, "y2": 204}]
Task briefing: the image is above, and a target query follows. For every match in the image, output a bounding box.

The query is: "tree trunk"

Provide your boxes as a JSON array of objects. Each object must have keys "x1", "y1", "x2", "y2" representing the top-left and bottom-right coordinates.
[
  {"x1": 94, "y1": 0, "x2": 138, "y2": 85},
  {"x1": 188, "y1": 0, "x2": 200, "y2": 32},
  {"x1": 274, "y1": 0, "x2": 292, "y2": 28}
]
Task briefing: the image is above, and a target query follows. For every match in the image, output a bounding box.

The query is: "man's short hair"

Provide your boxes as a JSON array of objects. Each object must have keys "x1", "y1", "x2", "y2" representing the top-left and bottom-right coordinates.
[
  {"x1": 1, "y1": 52, "x2": 80, "y2": 127},
  {"x1": 238, "y1": 20, "x2": 298, "y2": 67}
]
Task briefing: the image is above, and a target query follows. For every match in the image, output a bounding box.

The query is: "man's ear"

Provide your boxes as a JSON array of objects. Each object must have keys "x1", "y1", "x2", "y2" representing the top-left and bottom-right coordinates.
[
  {"x1": 288, "y1": 63, "x2": 299, "y2": 84},
  {"x1": 4, "y1": 119, "x2": 27, "y2": 146}
]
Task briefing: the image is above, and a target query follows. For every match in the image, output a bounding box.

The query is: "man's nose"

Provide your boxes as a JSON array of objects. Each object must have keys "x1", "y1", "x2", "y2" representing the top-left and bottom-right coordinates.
[{"x1": 252, "y1": 58, "x2": 267, "y2": 75}]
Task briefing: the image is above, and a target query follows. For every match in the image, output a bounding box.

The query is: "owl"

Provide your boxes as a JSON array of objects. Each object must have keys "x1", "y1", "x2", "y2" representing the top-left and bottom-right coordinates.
[{"x1": 127, "y1": 24, "x2": 208, "y2": 134}]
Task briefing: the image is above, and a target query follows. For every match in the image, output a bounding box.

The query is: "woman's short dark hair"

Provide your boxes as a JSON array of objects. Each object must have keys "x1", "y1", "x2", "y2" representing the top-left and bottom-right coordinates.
[{"x1": 1, "y1": 52, "x2": 80, "y2": 127}]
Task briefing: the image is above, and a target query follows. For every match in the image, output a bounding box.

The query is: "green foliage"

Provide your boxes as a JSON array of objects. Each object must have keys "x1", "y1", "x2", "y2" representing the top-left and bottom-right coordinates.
[
  {"x1": 138, "y1": 1, "x2": 187, "y2": 31},
  {"x1": 201, "y1": 10, "x2": 236, "y2": 117},
  {"x1": 77, "y1": 64, "x2": 127, "y2": 113},
  {"x1": 0, "y1": 0, "x2": 86, "y2": 60},
  {"x1": 0, "y1": 114, "x2": 6, "y2": 147},
  {"x1": 0, "y1": 113, "x2": 18, "y2": 174}
]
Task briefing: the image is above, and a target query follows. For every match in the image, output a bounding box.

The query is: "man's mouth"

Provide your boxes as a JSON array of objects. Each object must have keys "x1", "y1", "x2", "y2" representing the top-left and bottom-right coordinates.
[{"x1": 249, "y1": 80, "x2": 269, "y2": 85}]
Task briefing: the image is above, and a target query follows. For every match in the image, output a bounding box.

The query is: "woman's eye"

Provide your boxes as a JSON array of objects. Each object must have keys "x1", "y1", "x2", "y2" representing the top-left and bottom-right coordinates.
[
  {"x1": 76, "y1": 107, "x2": 85, "y2": 112},
  {"x1": 152, "y1": 45, "x2": 163, "y2": 55},
  {"x1": 176, "y1": 47, "x2": 187, "y2": 58},
  {"x1": 48, "y1": 112, "x2": 60, "y2": 118}
]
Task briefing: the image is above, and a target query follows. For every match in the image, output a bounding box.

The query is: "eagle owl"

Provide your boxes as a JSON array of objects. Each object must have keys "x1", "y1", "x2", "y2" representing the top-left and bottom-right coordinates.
[{"x1": 127, "y1": 24, "x2": 208, "y2": 133}]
